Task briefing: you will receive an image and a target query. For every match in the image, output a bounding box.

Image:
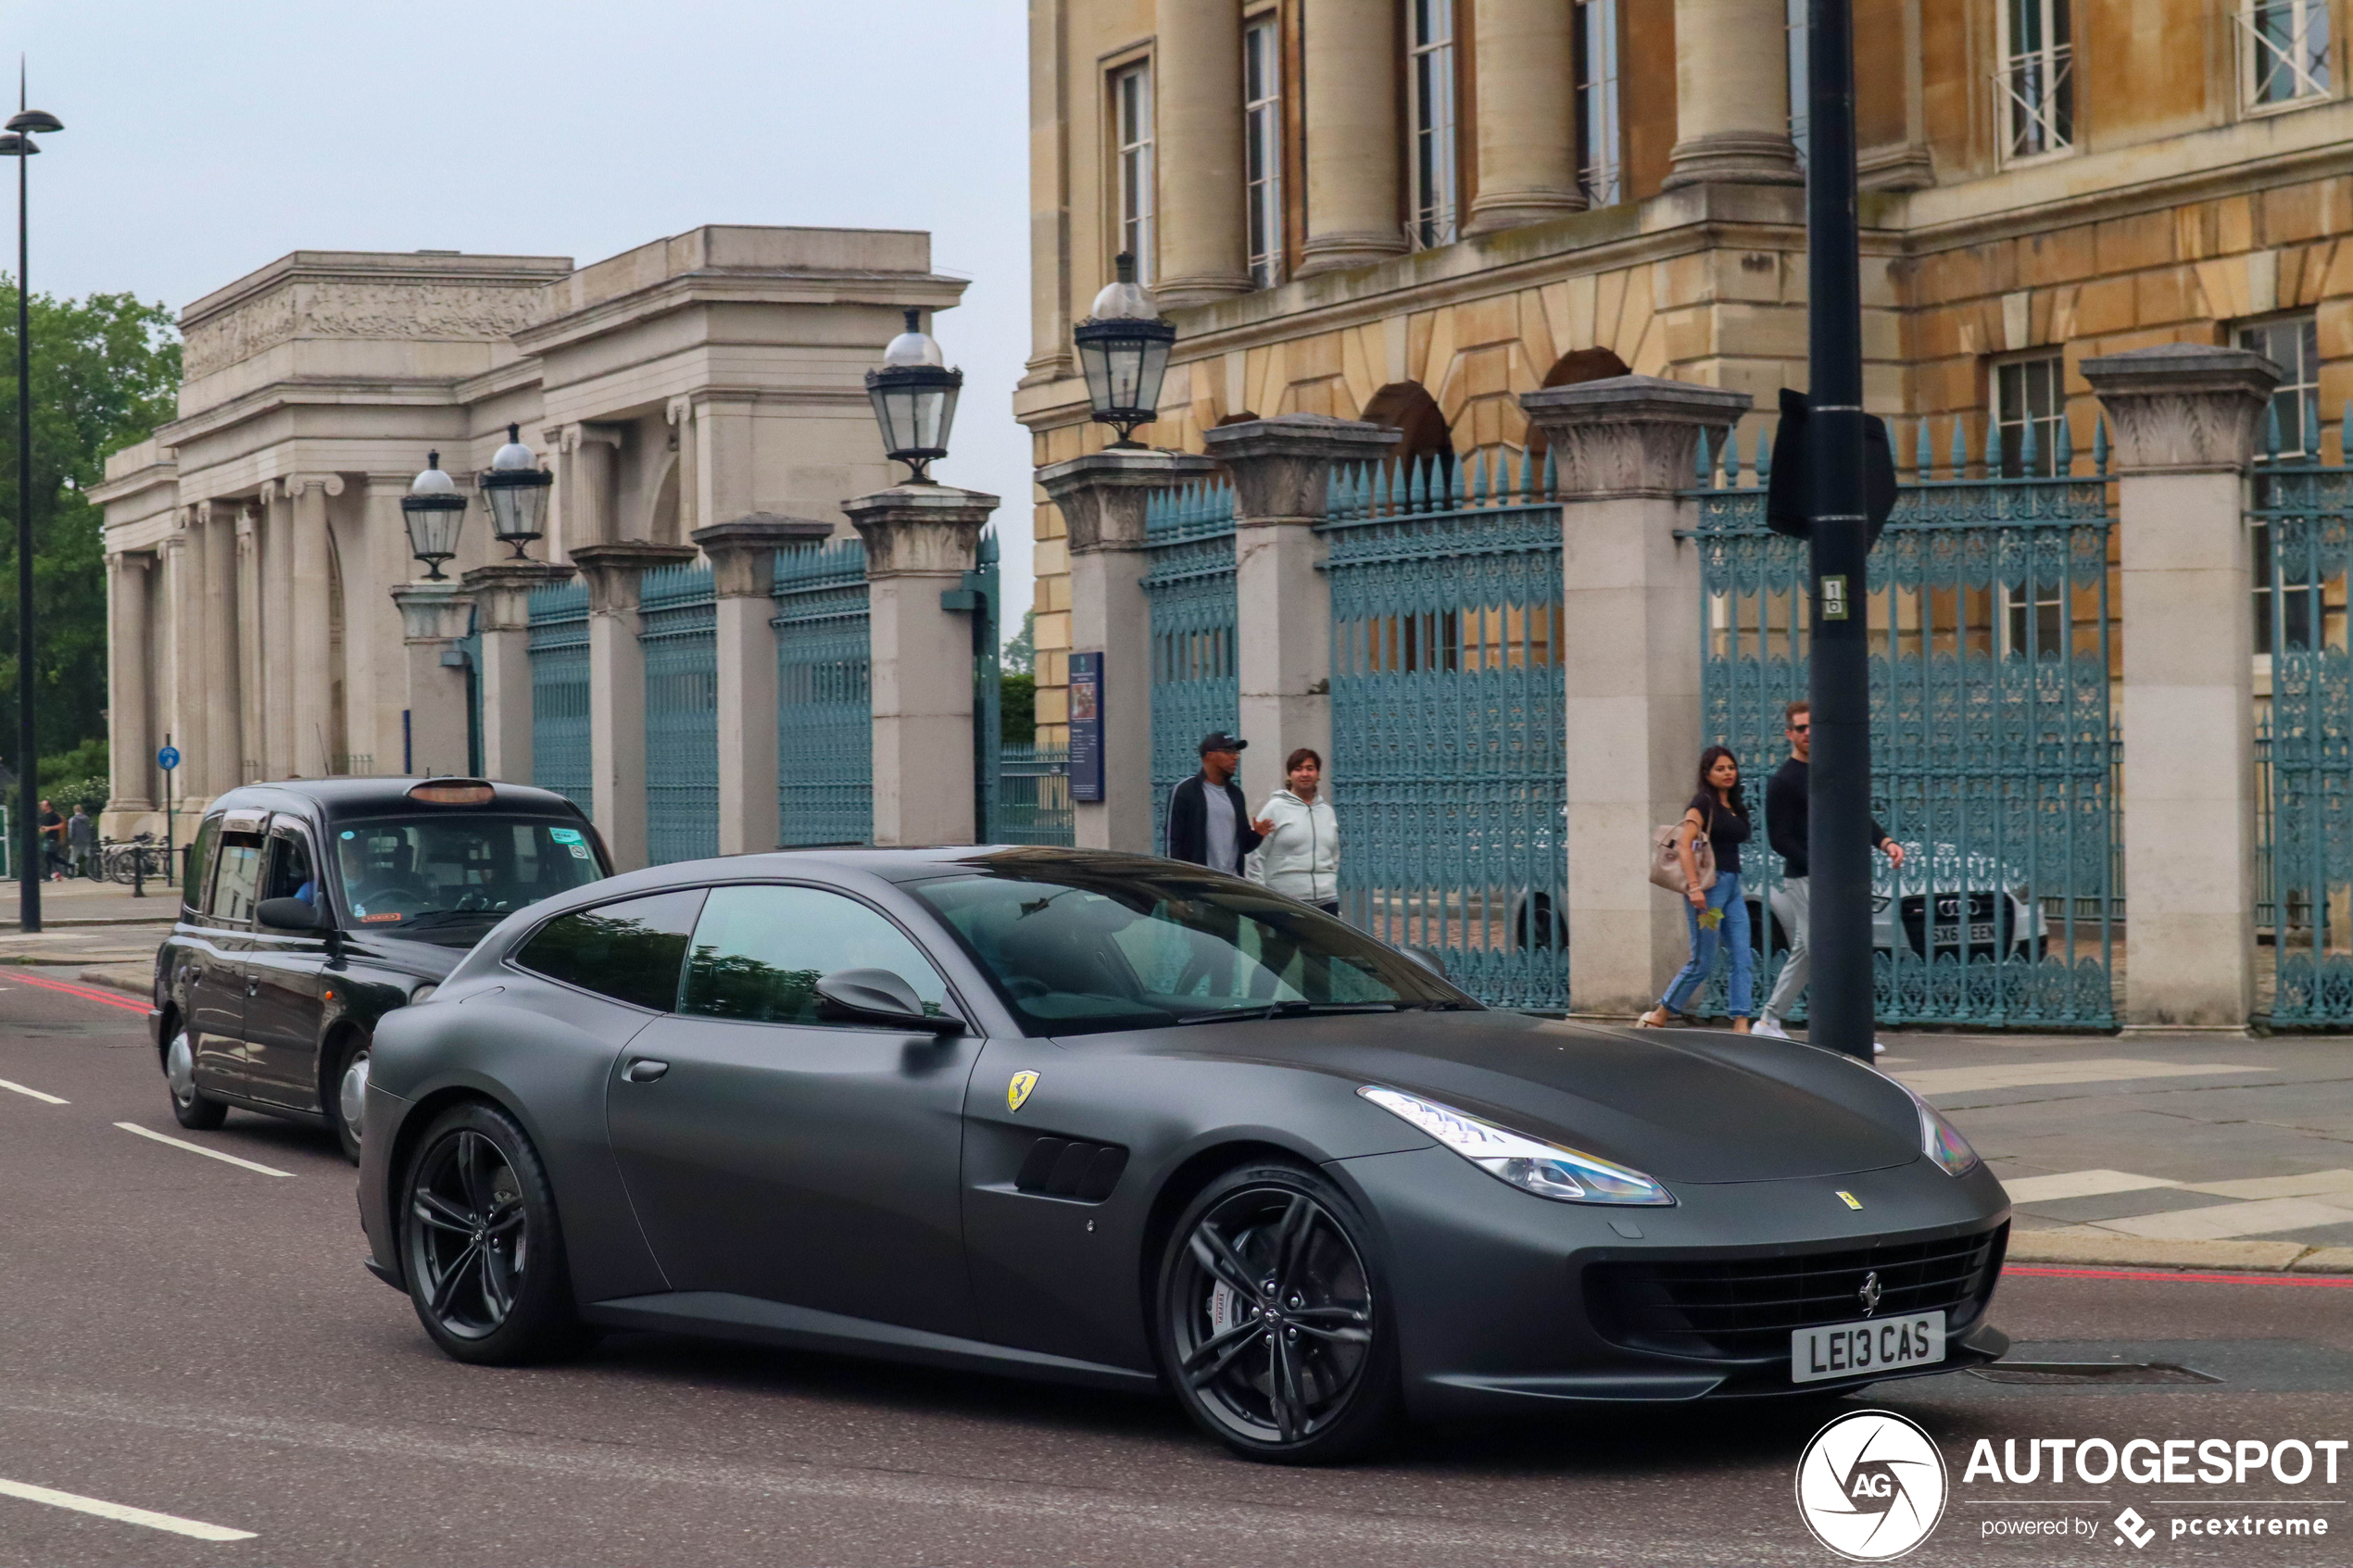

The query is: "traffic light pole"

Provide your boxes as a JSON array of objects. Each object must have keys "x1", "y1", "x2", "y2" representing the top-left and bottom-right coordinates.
[{"x1": 1806, "y1": 0, "x2": 1872, "y2": 1060}]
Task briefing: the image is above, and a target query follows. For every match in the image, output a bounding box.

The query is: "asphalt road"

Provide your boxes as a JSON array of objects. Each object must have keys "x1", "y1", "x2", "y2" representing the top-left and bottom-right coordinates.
[{"x1": 1, "y1": 975, "x2": 2347, "y2": 1567}]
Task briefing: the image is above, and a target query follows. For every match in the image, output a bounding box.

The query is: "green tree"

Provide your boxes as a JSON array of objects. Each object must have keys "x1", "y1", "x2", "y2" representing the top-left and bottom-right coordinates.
[
  {"x1": 1000, "y1": 672, "x2": 1036, "y2": 744},
  {"x1": 1000, "y1": 607, "x2": 1036, "y2": 674},
  {"x1": 0, "y1": 281, "x2": 182, "y2": 774}
]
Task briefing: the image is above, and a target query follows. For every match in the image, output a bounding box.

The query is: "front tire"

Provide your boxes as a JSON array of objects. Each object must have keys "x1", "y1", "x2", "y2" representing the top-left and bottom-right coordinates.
[
  {"x1": 399, "y1": 1102, "x2": 585, "y2": 1365},
  {"x1": 1155, "y1": 1160, "x2": 1401, "y2": 1464},
  {"x1": 328, "y1": 1037, "x2": 371, "y2": 1165},
  {"x1": 165, "y1": 1027, "x2": 228, "y2": 1131}
]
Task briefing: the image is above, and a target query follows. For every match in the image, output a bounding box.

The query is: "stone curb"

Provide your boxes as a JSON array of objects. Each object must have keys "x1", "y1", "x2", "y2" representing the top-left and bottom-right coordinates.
[{"x1": 2007, "y1": 1230, "x2": 2353, "y2": 1275}]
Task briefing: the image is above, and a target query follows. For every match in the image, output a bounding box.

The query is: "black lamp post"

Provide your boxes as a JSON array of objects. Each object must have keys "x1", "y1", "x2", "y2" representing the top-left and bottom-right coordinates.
[
  {"x1": 865, "y1": 308, "x2": 962, "y2": 483},
  {"x1": 399, "y1": 453, "x2": 468, "y2": 580},
  {"x1": 2, "y1": 92, "x2": 60, "y2": 929},
  {"x1": 1072, "y1": 252, "x2": 1175, "y2": 447},
  {"x1": 477, "y1": 423, "x2": 553, "y2": 558}
]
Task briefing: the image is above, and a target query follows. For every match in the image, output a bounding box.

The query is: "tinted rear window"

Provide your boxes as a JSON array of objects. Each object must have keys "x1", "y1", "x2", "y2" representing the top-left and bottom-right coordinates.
[{"x1": 514, "y1": 889, "x2": 706, "y2": 1010}]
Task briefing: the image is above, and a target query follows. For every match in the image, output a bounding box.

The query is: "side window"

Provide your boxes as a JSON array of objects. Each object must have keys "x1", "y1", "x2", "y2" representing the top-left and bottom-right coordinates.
[
  {"x1": 182, "y1": 817, "x2": 219, "y2": 915},
  {"x1": 211, "y1": 834, "x2": 267, "y2": 925},
  {"x1": 264, "y1": 823, "x2": 318, "y2": 906},
  {"x1": 681, "y1": 884, "x2": 948, "y2": 1025},
  {"x1": 513, "y1": 889, "x2": 705, "y2": 1011}
]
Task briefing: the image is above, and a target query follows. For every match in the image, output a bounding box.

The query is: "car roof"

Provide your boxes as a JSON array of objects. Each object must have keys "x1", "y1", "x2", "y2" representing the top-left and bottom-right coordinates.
[{"x1": 201, "y1": 778, "x2": 591, "y2": 822}]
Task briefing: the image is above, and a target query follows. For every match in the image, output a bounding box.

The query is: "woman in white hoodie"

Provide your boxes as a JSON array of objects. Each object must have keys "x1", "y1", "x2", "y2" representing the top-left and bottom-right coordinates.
[{"x1": 1249, "y1": 747, "x2": 1340, "y2": 913}]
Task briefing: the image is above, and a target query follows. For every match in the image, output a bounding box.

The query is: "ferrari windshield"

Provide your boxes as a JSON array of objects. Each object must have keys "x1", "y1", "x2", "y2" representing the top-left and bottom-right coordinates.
[
  {"x1": 333, "y1": 816, "x2": 606, "y2": 941},
  {"x1": 908, "y1": 865, "x2": 1474, "y2": 1036}
]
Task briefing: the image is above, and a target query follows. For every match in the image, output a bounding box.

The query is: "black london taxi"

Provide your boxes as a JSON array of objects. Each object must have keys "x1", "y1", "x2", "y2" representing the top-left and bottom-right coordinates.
[{"x1": 152, "y1": 778, "x2": 611, "y2": 1161}]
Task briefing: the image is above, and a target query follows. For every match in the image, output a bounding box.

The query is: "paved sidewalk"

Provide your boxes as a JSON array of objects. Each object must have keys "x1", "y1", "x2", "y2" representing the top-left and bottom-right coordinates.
[{"x1": 0, "y1": 875, "x2": 175, "y2": 993}]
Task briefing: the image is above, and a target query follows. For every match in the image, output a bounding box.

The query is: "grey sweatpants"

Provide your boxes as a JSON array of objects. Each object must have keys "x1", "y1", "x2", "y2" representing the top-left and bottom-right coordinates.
[{"x1": 1763, "y1": 875, "x2": 1809, "y2": 1022}]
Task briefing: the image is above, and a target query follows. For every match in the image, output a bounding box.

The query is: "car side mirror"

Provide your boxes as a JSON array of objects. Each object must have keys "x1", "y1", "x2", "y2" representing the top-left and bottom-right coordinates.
[
  {"x1": 1401, "y1": 946, "x2": 1448, "y2": 978},
  {"x1": 815, "y1": 968, "x2": 963, "y2": 1034},
  {"x1": 257, "y1": 896, "x2": 323, "y2": 932}
]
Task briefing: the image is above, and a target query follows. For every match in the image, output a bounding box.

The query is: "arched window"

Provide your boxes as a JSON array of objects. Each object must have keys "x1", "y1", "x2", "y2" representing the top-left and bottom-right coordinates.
[
  {"x1": 1361, "y1": 382, "x2": 1453, "y2": 472},
  {"x1": 1524, "y1": 348, "x2": 1631, "y2": 462}
]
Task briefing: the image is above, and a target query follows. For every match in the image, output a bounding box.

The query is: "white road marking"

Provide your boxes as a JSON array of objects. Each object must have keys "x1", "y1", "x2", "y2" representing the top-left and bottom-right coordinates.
[
  {"x1": 2000, "y1": 1168, "x2": 2179, "y2": 1204},
  {"x1": 2063, "y1": 1195, "x2": 2353, "y2": 1242},
  {"x1": 113, "y1": 1123, "x2": 293, "y2": 1178},
  {"x1": 1894, "y1": 1058, "x2": 2269, "y2": 1097},
  {"x1": 0, "y1": 1077, "x2": 68, "y2": 1105},
  {"x1": 0, "y1": 1476, "x2": 255, "y2": 1541},
  {"x1": 2183, "y1": 1167, "x2": 2353, "y2": 1201}
]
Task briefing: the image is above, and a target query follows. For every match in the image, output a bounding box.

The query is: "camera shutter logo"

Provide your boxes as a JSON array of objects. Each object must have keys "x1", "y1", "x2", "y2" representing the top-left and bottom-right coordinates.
[{"x1": 1794, "y1": 1410, "x2": 1947, "y2": 1561}]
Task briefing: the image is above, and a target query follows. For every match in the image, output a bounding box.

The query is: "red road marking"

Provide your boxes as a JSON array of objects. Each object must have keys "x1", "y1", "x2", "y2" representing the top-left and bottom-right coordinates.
[
  {"x1": 5, "y1": 969, "x2": 150, "y2": 1014},
  {"x1": 2007, "y1": 1263, "x2": 2353, "y2": 1289}
]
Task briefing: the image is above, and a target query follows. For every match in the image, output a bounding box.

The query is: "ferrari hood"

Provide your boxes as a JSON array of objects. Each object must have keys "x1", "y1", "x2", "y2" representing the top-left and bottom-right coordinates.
[{"x1": 1150, "y1": 1010, "x2": 1920, "y2": 1184}]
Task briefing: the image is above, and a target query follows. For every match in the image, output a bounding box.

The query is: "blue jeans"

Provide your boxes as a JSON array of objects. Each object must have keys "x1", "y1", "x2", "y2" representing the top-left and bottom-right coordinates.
[{"x1": 1660, "y1": 871, "x2": 1754, "y2": 1018}]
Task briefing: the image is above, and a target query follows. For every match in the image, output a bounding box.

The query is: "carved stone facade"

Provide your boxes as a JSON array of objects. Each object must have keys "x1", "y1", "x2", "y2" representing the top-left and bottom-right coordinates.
[{"x1": 94, "y1": 227, "x2": 964, "y2": 834}]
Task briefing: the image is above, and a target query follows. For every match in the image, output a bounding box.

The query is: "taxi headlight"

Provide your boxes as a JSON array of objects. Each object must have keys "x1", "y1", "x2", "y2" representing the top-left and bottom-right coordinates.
[{"x1": 1357, "y1": 1085, "x2": 1674, "y2": 1205}]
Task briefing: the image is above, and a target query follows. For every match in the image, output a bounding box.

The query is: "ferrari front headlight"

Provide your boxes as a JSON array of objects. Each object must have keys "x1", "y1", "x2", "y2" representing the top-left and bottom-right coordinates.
[
  {"x1": 1905, "y1": 1088, "x2": 1979, "y2": 1177},
  {"x1": 1357, "y1": 1085, "x2": 1674, "y2": 1206}
]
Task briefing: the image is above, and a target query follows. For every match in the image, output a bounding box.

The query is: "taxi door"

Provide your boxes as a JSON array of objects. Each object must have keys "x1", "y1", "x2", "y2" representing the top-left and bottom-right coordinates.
[{"x1": 243, "y1": 815, "x2": 333, "y2": 1110}]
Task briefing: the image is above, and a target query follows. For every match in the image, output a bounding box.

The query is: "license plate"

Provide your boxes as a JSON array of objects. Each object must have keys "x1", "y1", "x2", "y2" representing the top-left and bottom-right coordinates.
[
  {"x1": 1930, "y1": 922, "x2": 1997, "y2": 946},
  {"x1": 1792, "y1": 1311, "x2": 1946, "y2": 1384}
]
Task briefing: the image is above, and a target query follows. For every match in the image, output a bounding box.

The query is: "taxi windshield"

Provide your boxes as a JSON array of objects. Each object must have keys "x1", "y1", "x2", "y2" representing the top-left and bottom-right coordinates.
[{"x1": 332, "y1": 816, "x2": 606, "y2": 942}]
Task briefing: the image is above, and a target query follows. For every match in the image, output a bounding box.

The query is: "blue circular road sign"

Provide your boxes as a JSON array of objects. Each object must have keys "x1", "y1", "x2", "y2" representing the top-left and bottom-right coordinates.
[{"x1": 157, "y1": 746, "x2": 181, "y2": 771}]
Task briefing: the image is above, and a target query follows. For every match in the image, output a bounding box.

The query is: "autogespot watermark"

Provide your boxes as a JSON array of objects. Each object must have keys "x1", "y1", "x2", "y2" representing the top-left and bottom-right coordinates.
[{"x1": 1796, "y1": 1417, "x2": 2348, "y2": 1558}]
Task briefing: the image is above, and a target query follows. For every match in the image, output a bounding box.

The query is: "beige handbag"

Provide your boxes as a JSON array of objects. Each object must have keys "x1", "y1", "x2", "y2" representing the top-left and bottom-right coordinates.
[{"x1": 1649, "y1": 815, "x2": 1718, "y2": 894}]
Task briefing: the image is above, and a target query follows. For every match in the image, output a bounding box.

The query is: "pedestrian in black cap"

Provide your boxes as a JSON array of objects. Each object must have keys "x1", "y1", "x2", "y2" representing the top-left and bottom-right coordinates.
[{"x1": 1165, "y1": 731, "x2": 1270, "y2": 874}]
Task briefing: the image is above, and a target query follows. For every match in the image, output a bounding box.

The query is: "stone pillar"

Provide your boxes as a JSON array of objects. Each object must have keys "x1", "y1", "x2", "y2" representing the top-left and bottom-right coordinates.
[
  {"x1": 1203, "y1": 415, "x2": 1400, "y2": 791},
  {"x1": 1662, "y1": 0, "x2": 1805, "y2": 189},
  {"x1": 843, "y1": 484, "x2": 1000, "y2": 847},
  {"x1": 1522, "y1": 376, "x2": 1753, "y2": 1018},
  {"x1": 288, "y1": 474, "x2": 342, "y2": 777},
  {"x1": 258, "y1": 482, "x2": 296, "y2": 779},
  {"x1": 1040, "y1": 448, "x2": 1219, "y2": 852},
  {"x1": 460, "y1": 560, "x2": 573, "y2": 784},
  {"x1": 2082, "y1": 344, "x2": 2279, "y2": 1032},
  {"x1": 571, "y1": 541, "x2": 697, "y2": 870},
  {"x1": 1155, "y1": 0, "x2": 1251, "y2": 306},
  {"x1": 692, "y1": 513, "x2": 834, "y2": 854},
  {"x1": 105, "y1": 552, "x2": 155, "y2": 816},
  {"x1": 163, "y1": 527, "x2": 200, "y2": 811},
  {"x1": 198, "y1": 502, "x2": 241, "y2": 798},
  {"x1": 564, "y1": 425, "x2": 623, "y2": 551},
  {"x1": 234, "y1": 506, "x2": 261, "y2": 784},
  {"x1": 1466, "y1": 0, "x2": 1581, "y2": 233},
  {"x1": 390, "y1": 582, "x2": 478, "y2": 779},
  {"x1": 1301, "y1": 0, "x2": 1408, "y2": 275}
]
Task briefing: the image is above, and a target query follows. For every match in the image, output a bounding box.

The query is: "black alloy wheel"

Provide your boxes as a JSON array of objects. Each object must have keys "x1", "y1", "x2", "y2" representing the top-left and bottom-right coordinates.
[
  {"x1": 1156, "y1": 1161, "x2": 1400, "y2": 1464},
  {"x1": 400, "y1": 1102, "x2": 586, "y2": 1365},
  {"x1": 165, "y1": 1026, "x2": 228, "y2": 1131}
]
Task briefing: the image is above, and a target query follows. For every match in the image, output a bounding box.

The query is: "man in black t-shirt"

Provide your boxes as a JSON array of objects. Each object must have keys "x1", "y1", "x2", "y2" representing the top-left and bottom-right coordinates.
[{"x1": 1757, "y1": 701, "x2": 1905, "y2": 1048}]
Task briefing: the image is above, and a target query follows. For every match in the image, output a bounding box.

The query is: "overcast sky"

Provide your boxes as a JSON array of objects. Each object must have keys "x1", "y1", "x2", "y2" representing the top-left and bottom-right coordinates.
[{"x1": 13, "y1": 0, "x2": 1038, "y2": 621}]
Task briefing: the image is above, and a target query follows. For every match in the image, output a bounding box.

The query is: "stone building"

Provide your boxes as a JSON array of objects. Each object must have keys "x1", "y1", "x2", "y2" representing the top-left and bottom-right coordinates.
[
  {"x1": 1018, "y1": 0, "x2": 2351, "y2": 745},
  {"x1": 94, "y1": 226, "x2": 965, "y2": 837}
]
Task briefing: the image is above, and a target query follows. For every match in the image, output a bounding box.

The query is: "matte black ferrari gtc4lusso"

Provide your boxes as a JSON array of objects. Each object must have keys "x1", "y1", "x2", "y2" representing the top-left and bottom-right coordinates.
[{"x1": 359, "y1": 847, "x2": 2010, "y2": 1463}]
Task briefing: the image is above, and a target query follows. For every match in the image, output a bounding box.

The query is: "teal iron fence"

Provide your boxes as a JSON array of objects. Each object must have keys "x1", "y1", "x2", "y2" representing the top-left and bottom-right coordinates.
[
  {"x1": 773, "y1": 538, "x2": 874, "y2": 847},
  {"x1": 1144, "y1": 480, "x2": 1239, "y2": 849},
  {"x1": 1689, "y1": 416, "x2": 2120, "y2": 1028},
  {"x1": 2252, "y1": 408, "x2": 2352, "y2": 1024},
  {"x1": 1320, "y1": 449, "x2": 1569, "y2": 1010},
  {"x1": 998, "y1": 742, "x2": 1075, "y2": 846},
  {"x1": 526, "y1": 578, "x2": 592, "y2": 817},
  {"x1": 640, "y1": 560, "x2": 718, "y2": 865}
]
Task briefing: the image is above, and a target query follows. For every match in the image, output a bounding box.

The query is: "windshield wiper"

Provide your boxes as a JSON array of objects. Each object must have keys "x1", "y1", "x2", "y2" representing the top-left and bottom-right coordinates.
[{"x1": 1175, "y1": 1000, "x2": 1407, "y2": 1025}]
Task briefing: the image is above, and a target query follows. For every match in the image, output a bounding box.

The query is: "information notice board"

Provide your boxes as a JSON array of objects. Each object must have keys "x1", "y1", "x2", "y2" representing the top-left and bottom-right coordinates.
[{"x1": 1068, "y1": 652, "x2": 1104, "y2": 802}]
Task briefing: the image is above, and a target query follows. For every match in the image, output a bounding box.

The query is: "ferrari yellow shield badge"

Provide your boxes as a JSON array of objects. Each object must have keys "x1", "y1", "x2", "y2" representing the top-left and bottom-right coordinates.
[
  {"x1": 1007, "y1": 1071, "x2": 1039, "y2": 1111},
  {"x1": 1836, "y1": 1190, "x2": 1863, "y2": 1210}
]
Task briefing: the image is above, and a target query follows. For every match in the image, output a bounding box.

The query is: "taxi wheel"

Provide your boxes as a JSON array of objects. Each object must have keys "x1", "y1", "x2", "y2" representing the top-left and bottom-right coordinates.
[
  {"x1": 328, "y1": 1037, "x2": 370, "y2": 1165},
  {"x1": 166, "y1": 1027, "x2": 228, "y2": 1131}
]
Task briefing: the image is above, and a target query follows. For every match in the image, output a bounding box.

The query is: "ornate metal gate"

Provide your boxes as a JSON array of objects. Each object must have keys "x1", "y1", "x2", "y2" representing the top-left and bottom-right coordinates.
[
  {"x1": 1692, "y1": 420, "x2": 2120, "y2": 1028},
  {"x1": 773, "y1": 538, "x2": 874, "y2": 847},
  {"x1": 1144, "y1": 480, "x2": 1239, "y2": 848},
  {"x1": 1322, "y1": 453, "x2": 1569, "y2": 1010},
  {"x1": 526, "y1": 578, "x2": 592, "y2": 817},
  {"x1": 640, "y1": 561, "x2": 718, "y2": 864},
  {"x1": 2253, "y1": 419, "x2": 2352, "y2": 1023}
]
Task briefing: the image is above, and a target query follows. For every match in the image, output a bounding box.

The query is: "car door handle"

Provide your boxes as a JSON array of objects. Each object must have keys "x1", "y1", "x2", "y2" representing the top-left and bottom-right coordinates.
[
  {"x1": 186, "y1": 964, "x2": 205, "y2": 985},
  {"x1": 245, "y1": 975, "x2": 259, "y2": 997},
  {"x1": 623, "y1": 1058, "x2": 670, "y2": 1083}
]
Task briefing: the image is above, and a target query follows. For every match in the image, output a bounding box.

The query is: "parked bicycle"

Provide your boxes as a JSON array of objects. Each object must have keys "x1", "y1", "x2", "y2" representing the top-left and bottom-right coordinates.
[{"x1": 100, "y1": 833, "x2": 169, "y2": 885}]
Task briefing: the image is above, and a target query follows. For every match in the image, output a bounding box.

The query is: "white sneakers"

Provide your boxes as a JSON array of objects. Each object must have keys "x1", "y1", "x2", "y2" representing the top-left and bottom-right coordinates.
[{"x1": 1754, "y1": 1016, "x2": 1885, "y2": 1057}]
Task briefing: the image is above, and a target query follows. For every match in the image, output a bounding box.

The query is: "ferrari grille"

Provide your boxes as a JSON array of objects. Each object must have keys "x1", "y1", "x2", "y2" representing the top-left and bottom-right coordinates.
[{"x1": 1584, "y1": 1223, "x2": 2007, "y2": 1362}]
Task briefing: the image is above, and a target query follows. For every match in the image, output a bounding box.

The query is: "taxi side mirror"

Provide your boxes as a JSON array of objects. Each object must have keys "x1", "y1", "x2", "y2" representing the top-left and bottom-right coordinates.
[{"x1": 258, "y1": 897, "x2": 322, "y2": 932}]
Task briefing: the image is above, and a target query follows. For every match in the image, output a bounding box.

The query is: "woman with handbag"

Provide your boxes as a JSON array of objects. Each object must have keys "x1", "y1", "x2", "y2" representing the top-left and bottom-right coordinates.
[{"x1": 1638, "y1": 745, "x2": 1755, "y2": 1032}]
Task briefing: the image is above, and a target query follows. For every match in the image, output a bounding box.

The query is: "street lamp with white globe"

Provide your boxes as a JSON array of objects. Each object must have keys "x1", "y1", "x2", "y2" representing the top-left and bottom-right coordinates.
[
  {"x1": 477, "y1": 423, "x2": 554, "y2": 558},
  {"x1": 1072, "y1": 252, "x2": 1176, "y2": 447},
  {"x1": 865, "y1": 309, "x2": 962, "y2": 483},
  {"x1": 399, "y1": 453, "x2": 468, "y2": 580}
]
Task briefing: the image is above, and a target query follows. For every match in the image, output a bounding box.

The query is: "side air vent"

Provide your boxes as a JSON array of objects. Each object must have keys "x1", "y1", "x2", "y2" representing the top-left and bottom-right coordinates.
[{"x1": 1014, "y1": 1136, "x2": 1129, "y2": 1202}]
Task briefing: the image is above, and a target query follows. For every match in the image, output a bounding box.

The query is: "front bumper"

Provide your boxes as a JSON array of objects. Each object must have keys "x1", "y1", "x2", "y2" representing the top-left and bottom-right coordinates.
[{"x1": 1327, "y1": 1144, "x2": 2011, "y2": 1422}]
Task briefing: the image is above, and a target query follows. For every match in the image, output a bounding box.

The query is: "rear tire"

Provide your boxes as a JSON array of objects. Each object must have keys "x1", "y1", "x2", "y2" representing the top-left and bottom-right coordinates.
[
  {"x1": 165, "y1": 1027, "x2": 228, "y2": 1131},
  {"x1": 1154, "y1": 1160, "x2": 1402, "y2": 1464},
  {"x1": 400, "y1": 1101, "x2": 588, "y2": 1366},
  {"x1": 327, "y1": 1036, "x2": 370, "y2": 1165}
]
